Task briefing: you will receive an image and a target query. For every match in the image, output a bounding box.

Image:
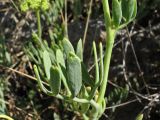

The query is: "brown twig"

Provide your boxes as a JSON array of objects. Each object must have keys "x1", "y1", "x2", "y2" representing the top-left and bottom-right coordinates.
[
  {"x1": 105, "y1": 99, "x2": 138, "y2": 110},
  {"x1": 125, "y1": 27, "x2": 150, "y2": 95},
  {"x1": 83, "y1": 0, "x2": 93, "y2": 47},
  {"x1": 0, "y1": 65, "x2": 49, "y2": 86}
]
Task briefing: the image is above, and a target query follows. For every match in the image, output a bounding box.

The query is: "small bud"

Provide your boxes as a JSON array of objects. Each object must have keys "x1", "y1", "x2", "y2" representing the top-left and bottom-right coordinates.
[
  {"x1": 20, "y1": 2, "x2": 29, "y2": 12},
  {"x1": 29, "y1": 0, "x2": 41, "y2": 10},
  {"x1": 20, "y1": 0, "x2": 50, "y2": 12},
  {"x1": 41, "y1": 0, "x2": 50, "y2": 11}
]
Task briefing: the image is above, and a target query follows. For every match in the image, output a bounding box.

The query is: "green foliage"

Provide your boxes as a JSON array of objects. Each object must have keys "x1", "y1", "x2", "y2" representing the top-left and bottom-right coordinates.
[
  {"x1": 24, "y1": 0, "x2": 137, "y2": 119},
  {"x1": 0, "y1": 68, "x2": 9, "y2": 115},
  {"x1": 132, "y1": 0, "x2": 137, "y2": 19},
  {"x1": 62, "y1": 38, "x2": 75, "y2": 56},
  {"x1": 106, "y1": 87, "x2": 128, "y2": 112},
  {"x1": 112, "y1": 0, "x2": 122, "y2": 27},
  {"x1": 93, "y1": 41, "x2": 99, "y2": 85},
  {"x1": 43, "y1": 50, "x2": 52, "y2": 80},
  {"x1": 0, "y1": 80, "x2": 6, "y2": 114},
  {"x1": 34, "y1": 65, "x2": 52, "y2": 95},
  {"x1": 110, "y1": 0, "x2": 137, "y2": 29},
  {"x1": 121, "y1": 0, "x2": 135, "y2": 21},
  {"x1": 0, "y1": 35, "x2": 11, "y2": 66},
  {"x1": 76, "y1": 39, "x2": 83, "y2": 61},
  {"x1": 27, "y1": 35, "x2": 102, "y2": 118},
  {"x1": 81, "y1": 62, "x2": 93, "y2": 86},
  {"x1": 44, "y1": 0, "x2": 64, "y2": 23},
  {"x1": 67, "y1": 52, "x2": 82, "y2": 97},
  {"x1": 50, "y1": 66, "x2": 61, "y2": 95},
  {"x1": 56, "y1": 49, "x2": 65, "y2": 68},
  {"x1": 99, "y1": 42, "x2": 104, "y2": 85},
  {"x1": 0, "y1": 36, "x2": 11, "y2": 116}
]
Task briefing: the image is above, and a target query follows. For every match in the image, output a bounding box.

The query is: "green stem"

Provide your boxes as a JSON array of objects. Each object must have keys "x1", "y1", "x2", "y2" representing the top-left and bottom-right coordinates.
[
  {"x1": 58, "y1": 65, "x2": 71, "y2": 96},
  {"x1": 99, "y1": 42, "x2": 104, "y2": 84},
  {"x1": 82, "y1": 114, "x2": 89, "y2": 120},
  {"x1": 97, "y1": 27, "x2": 116, "y2": 104},
  {"x1": 97, "y1": 0, "x2": 117, "y2": 105},
  {"x1": 36, "y1": 10, "x2": 42, "y2": 39},
  {"x1": 93, "y1": 42, "x2": 99, "y2": 84},
  {"x1": 0, "y1": 115, "x2": 13, "y2": 120}
]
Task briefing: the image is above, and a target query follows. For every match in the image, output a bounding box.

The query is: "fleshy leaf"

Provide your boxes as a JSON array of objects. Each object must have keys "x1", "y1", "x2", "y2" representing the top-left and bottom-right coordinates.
[
  {"x1": 33, "y1": 65, "x2": 52, "y2": 95},
  {"x1": 67, "y1": 52, "x2": 82, "y2": 97},
  {"x1": 131, "y1": 0, "x2": 137, "y2": 20},
  {"x1": 56, "y1": 49, "x2": 65, "y2": 68},
  {"x1": 112, "y1": 0, "x2": 122, "y2": 27},
  {"x1": 81, "y1": 63, "x2": 94, "y2": 86},
  {"x1": 76, "y1": 39, "x2": 83, "y2": 60},
  {"x1": 43, "y1": 50, "x2": 52, "y2": 80},
  {"x1": 50, "y1": 66, "x2": 61, "y2": 95},
  {"x1": 122, "y1": 0, "x2": 135, "y2": 21},
  {"x1": 48, "y1": 49, "x2": 56, "y2": 64},
  {"x1": 62, "y1": 38, "x2": 75, "y2": 56}
]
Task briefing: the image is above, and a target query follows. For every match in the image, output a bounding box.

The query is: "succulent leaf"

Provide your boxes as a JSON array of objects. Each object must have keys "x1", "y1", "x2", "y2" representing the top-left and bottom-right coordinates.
[
  {"x1": 122, "y1": 0, "x2": 135, "y2": 21},
  {"x1": 76, "y1": 39, "x2": 83, "y2": 61},
  {"x1": 50, "y1": 66, "x2": 61, "y2": 95},
  {"x1": 33, "y1": 65, "x2": 52, "y2": 95},
  {"x1": 43, "y1": 50, "x2": 51, "y2": 80},
  {"x1": 67, "y1": 52, "x2": 82, "y2": 97},
  {"x1": 62, "y1": 38, "x2": 75, "y2": 56},
  {"x1": 112, "y1": 0, "x2": 122, "y2": 27},
  {"x1": 81, "y1": 63, "x2": 94, "y2": 86},
  {"x1": 56, "y1": 49, "x2": 65, "y2": 68},
  {"x1": 131, "y1": 0, "x2": 137, "y2": 19}
]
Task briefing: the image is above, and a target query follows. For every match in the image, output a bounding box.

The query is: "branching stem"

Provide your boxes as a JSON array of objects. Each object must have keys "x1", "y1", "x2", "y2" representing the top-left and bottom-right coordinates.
[
  {"x1": 97, "y1": 0, "x2": 117, "y2": 104},
  {"x1": 97, "y1": 27, "x2": 116, "y2": 104}
]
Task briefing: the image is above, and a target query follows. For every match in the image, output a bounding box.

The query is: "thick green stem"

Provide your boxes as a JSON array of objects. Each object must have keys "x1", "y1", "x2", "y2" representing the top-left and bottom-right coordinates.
[
  {"x1": 97, "y1": 28, "x2": 116, "y2": 104},
  {"x1": 36, "y1": 10, "x2": 42, "y2": 39},
  {"x1": 97, "y1": 0, "x2": 117, "y2": 105}
]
